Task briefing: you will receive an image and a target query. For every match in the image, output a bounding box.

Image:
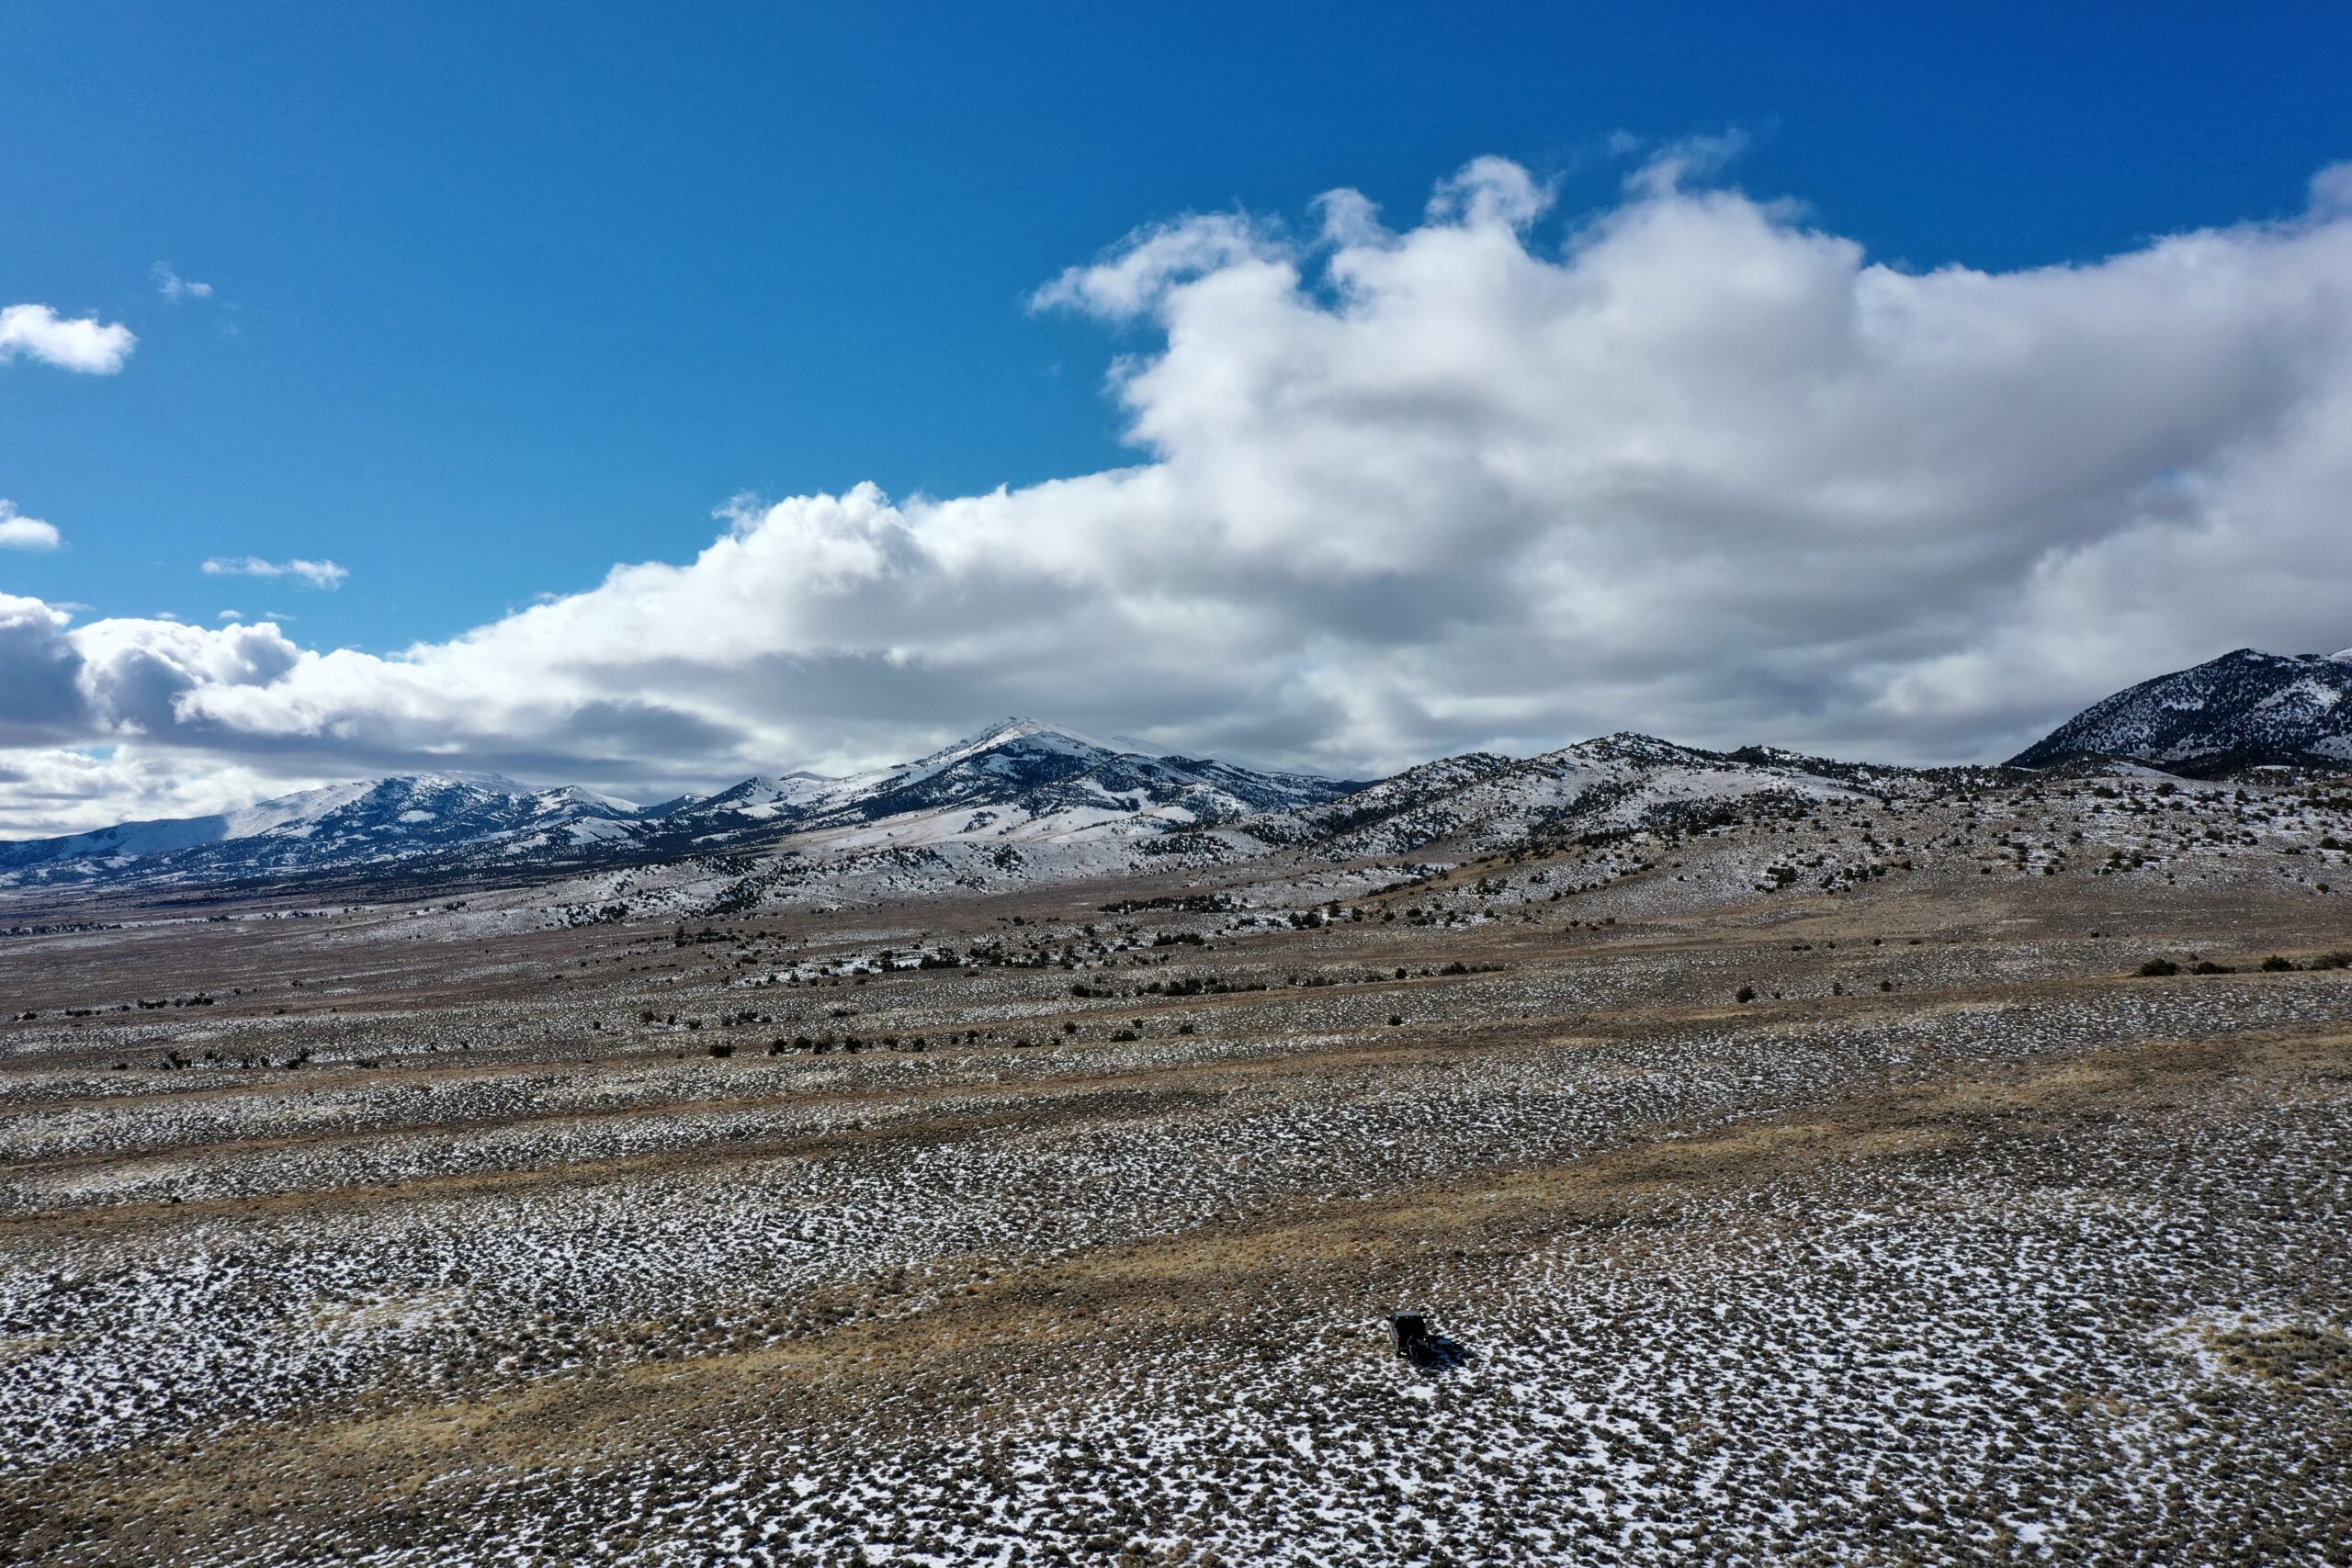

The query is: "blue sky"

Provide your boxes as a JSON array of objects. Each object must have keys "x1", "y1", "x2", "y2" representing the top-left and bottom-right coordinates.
[
  {"x1": 8, "y1": 1, "x2": 2347, "y2": 649},
  {"x1": 4, "y1": 3, "x2": 2351, "y2": 829}
]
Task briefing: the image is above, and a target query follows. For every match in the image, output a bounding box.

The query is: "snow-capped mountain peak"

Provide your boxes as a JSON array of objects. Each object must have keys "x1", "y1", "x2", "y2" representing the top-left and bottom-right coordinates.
[
  {"x1": 903, "y1": 718, "x2": 1122, "y2": 773},
  {"x1": 2009, "y1": 647, "x2": 2352, "y2": 775},
  {"x1": 658, "y1": 719, "x2": 1358, "y2": 849}
]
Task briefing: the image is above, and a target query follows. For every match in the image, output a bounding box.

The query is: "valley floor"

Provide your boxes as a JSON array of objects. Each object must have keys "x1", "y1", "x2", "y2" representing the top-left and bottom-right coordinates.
[{"x1": 2, "y1": 809, "x2": 2349, "y2": 1564}]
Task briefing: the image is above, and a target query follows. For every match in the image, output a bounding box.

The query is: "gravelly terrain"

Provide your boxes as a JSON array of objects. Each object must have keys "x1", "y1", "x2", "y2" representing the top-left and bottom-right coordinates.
[{"x1": 3, "y1": 768, "x2": 2349, "y2": 1565}]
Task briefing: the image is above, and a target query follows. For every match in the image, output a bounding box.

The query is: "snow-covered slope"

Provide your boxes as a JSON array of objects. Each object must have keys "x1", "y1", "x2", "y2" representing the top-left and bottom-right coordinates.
[
  {"x1": 1249, "y1": 733, "x2": 1892, "y2": 857},
  {"x1": 633, "y1": 729, "x2": 1957, "y2": 918},
  {"x1": 2008, "y1": 648, "x2": 2352, "y2": 776},
  {"x1": 0, "y1": 723, "x2": 1362, "y2": 892},
  {"x1": 0, "y1": 773, "x2": 648, "y2": 888},
  {"x1": 649, "y1": 719, "x2": 1358, "y2": 852}
]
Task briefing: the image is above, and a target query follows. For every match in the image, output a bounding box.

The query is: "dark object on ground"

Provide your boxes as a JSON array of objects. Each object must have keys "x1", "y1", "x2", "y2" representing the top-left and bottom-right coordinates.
[
  {"x1": 1385, "y1": 1310, "x2": 1476, "y2": 1372},
  {"x1": 2138, "y1": 958, "x2": 2181, "y2": 976},
  {"x1": 1386, "y1": 1311, "x2": 1433, "y2": 1359}
]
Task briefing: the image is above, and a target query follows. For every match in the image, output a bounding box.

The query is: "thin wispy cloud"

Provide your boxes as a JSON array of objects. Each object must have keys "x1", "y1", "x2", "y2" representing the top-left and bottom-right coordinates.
[
  {"x1": 0, "y1": 502, "x2": 62, "y2": 552},
  {"x1": 152, "y1": 263, "x2": 214, "y2": 302},
  {"x1": 200, "y1": 557, "x2": 349, "y2": 590},
  {"x1": 0, "y1": 303, "x2": 135, "y2": 373}
]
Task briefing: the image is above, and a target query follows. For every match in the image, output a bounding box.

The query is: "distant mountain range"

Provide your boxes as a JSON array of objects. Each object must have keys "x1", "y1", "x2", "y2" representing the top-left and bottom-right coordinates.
[
  {"x1": 2007, "y1": 648, "x2": 2352, "y2": 777},
  {"x1": 0, "y1": 720, "x2": 1363, "y2": 893},
  {"x1": 0, "y1": 773, "x2": 646, "y2": 887},
  {"x1": 0, "y1": 722, "x2": 1909, "y2": 897},
  {"x1": 6, "y1": 648, "x2": 2346, "y2": 897}
]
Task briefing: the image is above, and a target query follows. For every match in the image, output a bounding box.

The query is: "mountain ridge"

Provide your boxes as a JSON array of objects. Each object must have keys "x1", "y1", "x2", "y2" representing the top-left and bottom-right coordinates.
[
  {"x1": 13, "y1": 649, "x2": 2352, "y2": 899},
  {"x1": 2007, "y1": 648, "x2": 2352, "y2": 776},
  {"x1": 0, "y1": 722, "x2": 1364, "y2": 892}
]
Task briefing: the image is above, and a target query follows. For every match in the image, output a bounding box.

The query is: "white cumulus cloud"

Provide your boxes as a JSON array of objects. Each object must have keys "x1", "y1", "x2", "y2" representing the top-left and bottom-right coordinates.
[
  {"x1": 0, "y1": 303, "x2": 135, "y2": 373},
  {"x1": 200, "y1": 557, "x2": 349, "y2": 591},
  {"x1": 5, "y1": 152, "x2": 2352, "y2": 833},
  {"x1": 0, "y1": 502, "x2": 61, "y2": 551}
]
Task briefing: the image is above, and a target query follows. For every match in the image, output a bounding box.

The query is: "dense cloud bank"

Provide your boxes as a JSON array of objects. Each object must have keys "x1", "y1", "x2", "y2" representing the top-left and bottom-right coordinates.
[{"x1": 6, "y1": 156, "x2": 2352, "y2": 834}]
